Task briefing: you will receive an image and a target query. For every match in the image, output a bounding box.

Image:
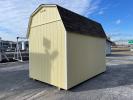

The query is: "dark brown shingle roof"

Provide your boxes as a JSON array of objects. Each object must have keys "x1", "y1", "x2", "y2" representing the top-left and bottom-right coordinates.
[{"x1": 57, "y1": 5, "x2": 107, "y2": 38}]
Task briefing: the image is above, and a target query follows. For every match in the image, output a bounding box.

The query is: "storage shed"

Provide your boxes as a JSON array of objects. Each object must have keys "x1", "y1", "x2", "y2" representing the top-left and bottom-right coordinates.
[{"x1": 27, "y1": 4, "x2": 107, "y2": 90}]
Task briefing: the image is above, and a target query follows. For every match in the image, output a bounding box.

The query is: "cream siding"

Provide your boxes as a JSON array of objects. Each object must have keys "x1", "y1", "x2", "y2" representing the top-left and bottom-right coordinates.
[
  {"x1": 29, "y1": 6, "x2": 67, "y2": 89},
  {"x1": 67, "y1": 32, "x2": 106, "y2": 89},
  {"x1": 28, "y1": 5, "x2": 106, "y2": 90},
  {"x1": 31, "y1": 6, "x2": 61, "y2": 28}
]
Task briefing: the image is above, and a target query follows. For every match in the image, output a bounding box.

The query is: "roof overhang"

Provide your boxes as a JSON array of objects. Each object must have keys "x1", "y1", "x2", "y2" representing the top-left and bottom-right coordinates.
[{"x1": 106, "y1": 39, "x2": 113, "y2": 44}]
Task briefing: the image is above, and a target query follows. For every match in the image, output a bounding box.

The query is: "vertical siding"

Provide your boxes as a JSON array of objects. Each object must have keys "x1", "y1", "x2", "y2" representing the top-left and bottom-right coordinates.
[
  {"x1": 31, "y1": 7, "x2": 61, "y2": 28},
  {"x1": 67, "y1": 33, "x2": 106, "y2": 89},
  {"x1": 29, "y1": 7, "x2": 66, "y2": 89}
]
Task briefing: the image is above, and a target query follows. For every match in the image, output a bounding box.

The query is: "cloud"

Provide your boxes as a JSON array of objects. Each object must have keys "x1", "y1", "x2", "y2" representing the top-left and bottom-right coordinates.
[
  {"x1": 96, "y1": 3, "x2": 110, "y2": 16},
  {"x1": 116, "y1": 19, "x2": 121, "y2": 24},
  {"x1": 108, "y1": 30, "x2": 133, "y2": 41},
  {"x1": 0, "y1": 0, "x2": 101, "y2": 41},
  {"x1": 111, "y1": 34, "x2": 133, "y2": 41},
  {"x1": 97, "y1": 7, "x2": 108, "y2": 15},
  {"x1": 85, "y1": 0, "x2": 101, "y2": 16},
  {"x1": 98, "y1": 11, "x2": 104, "y2": 15}
]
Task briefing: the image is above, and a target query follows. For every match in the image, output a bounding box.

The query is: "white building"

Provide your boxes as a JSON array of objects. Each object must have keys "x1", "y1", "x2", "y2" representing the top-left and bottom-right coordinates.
[
  {"x1": 106, "y1": 39, "x2": 112, "y2": 55},
  {"x1": 115, "y1": 40, "x2": 129, "y2": 47},
  {"x1": 0, "y1": 37, "x2": 2, "y2": 61}
]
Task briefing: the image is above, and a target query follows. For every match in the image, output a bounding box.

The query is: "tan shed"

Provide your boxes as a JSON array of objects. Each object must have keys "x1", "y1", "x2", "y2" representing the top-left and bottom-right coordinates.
[{"x1": 27, "y1": 4, "x2": 107, "y2": 90}]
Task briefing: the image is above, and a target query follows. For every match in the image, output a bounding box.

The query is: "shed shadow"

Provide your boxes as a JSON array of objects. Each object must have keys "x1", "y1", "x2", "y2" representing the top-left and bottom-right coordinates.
[
  {"x1": 0, "y1": 68, "x2": 52, "y2": 92},
  {"x1": 70, "y1": 64, "x2": 133, "y2": 92}
]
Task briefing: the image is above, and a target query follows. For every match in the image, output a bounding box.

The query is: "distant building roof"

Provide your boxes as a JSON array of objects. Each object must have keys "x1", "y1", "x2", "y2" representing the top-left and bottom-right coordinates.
[{"x1": 106, "y1": 39, "x2": 113, "y2": 44}]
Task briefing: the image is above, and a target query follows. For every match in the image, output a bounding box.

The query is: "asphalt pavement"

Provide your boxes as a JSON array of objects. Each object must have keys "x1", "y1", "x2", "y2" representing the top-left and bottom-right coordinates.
[{"x1": 0, "y1": 51, "x2": 133, "y2": 100}]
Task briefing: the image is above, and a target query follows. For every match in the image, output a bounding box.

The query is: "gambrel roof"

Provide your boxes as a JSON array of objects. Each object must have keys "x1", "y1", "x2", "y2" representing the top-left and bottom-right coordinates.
[{"x1": 27, "y1": 4, "x2": 107, "y2": 38}]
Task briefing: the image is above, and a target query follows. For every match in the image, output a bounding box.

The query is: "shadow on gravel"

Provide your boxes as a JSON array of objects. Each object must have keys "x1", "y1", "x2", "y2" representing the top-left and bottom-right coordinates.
[
  {"x1": 107, "y1": 54, "x2": 130, "y2": 57},
  {"x1": 0, "y1": 68, "x2": 51, "y2": 92},
  {"x1": 71, "y1": 64, "x2": 133, "y2": 92},
  {"x1": 1, "y1": 64, "x2": 133, "y2": 93},
  {"x1": 0, "y1": 57, "x2": 29, "y2": 63},
  {"x1": 112, "y1": 50, "x2": 130, "y2": 52}
]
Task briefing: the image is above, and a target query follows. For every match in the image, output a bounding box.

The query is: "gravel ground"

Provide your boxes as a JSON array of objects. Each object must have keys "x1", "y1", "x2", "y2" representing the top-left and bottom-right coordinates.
[{"x1": 0, "y1": 51, "x2": 133, "y2": 100}]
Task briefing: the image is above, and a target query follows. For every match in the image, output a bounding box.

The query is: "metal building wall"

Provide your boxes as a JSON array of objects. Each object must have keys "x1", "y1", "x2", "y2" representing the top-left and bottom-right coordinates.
[
  {"x1": 0, "y1": 37, "x2": 1, "y2": 61},
  {"x1": 29, "y1": 6, "x2": 67, "y2": 89},
  {"x1": 67, "y1": 32, "x2": 106, "y2": 89},
  {"x1": 106, "y1": 42, "x2": 111, "y2": 55}
]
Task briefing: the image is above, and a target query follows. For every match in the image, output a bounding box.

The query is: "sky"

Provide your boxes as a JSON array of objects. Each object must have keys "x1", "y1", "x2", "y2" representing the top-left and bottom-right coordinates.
[{"x1": 0, "y1": 0, "x2": 132, "y2": 41}]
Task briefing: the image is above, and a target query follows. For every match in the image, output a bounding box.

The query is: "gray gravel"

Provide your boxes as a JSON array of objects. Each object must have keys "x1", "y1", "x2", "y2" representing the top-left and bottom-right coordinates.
[{"x1": 0, "y1": 51, "x2": 133, "y2": 100}]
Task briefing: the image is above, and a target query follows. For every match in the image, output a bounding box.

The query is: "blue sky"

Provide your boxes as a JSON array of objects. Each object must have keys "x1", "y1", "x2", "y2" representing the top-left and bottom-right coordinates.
[{"x1": 0, "y1": 0, "x2": 132, "y2": 41}]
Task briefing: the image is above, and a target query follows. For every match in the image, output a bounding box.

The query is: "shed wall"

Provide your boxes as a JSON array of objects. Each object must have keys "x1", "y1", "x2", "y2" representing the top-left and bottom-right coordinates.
[
  {"x1": 29, "y1": 7, "x2": 67, "y2": 89},
  {"x1": 31, "y1": 6, "x2": 61, "y2": 28},
  {"x1": 67, "y1": 33, "x2": 106, "y2": 89}
]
